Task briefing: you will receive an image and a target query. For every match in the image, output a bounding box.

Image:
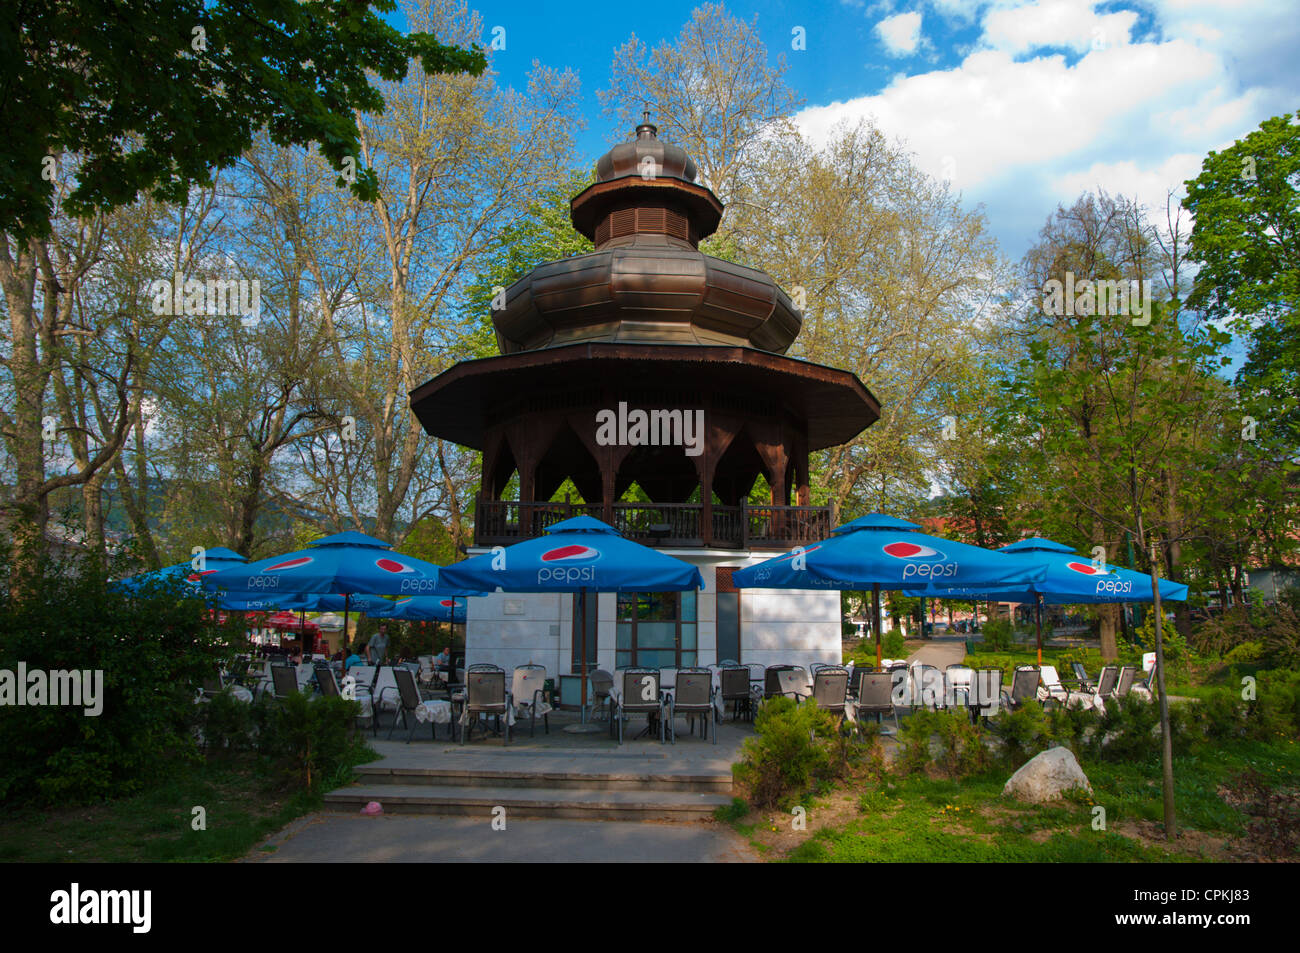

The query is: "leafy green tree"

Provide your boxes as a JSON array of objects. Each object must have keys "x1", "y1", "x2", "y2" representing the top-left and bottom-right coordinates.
[
  {"x1": 1185, "y1": 111, "x2": 1300, "y2": 440},
  {"x1": 458, "y1": 168, "x2": 595, "y2": 359},
  {"x1": 3, "y1": 0, "x2": 486, "y2": 239}
]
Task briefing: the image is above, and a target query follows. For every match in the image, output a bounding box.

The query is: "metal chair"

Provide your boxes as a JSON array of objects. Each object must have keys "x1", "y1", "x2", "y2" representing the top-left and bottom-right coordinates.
[
  {"x1": 512, "y1": 664, "x2": 550, "y2": 737},
  {"x1": 764, "y1": 664, "x2": 797, "y2": 699},
  {"x1": 853, "y1": 671, "x2": 899, "y2": 734},
  {"x1": 270, "y1": 664, "x2": 300, "y2": 700},
  {"x1": 612, "y1": 667, "x2": 666, "y2": 745},
  {"x1": 771, "y1": 666, "x2": 810, "y2": 702},
  {"x1": 460, "y1": 668, "x2": 511, "y2": 745},
  {"x1": 589, "y1": 669, "x2": 614, "y2": 722},
  {"x1": 910, "y1": 663, "x2": 944, "y2": 710},
  {"x1": 1071, "y1": 661, "x2": 1096, "y2": 693},
  {"x1": 1114, "y1": 665, "x2": 1137, "y2": 699},
  {"x1": 389, "y1": 666, "x2": 442, "y2": 743},
  {"x1": 667, "y1": 667, "x2": 715, "y2": 744},
  {"x1": 1002, "y1": 666, "x2": 1041, "y2": 710},
  {"x1": 720, "y1": 665, "x2": 754, "y2": 722},
  {"x1": 812, "y1": 665, "x2": 850, "y2": 725},
  {"x1": 1038, "y1": 665, "x2": 1071, "y2": 708},
  {"x1": 971, "y1": 667, "x2": 1003, "y2": 718},
  {"x1": 945, "y1": 664, "x2": 974, "y2": 710},
  {"x1": 314, "y1": 662, "x2": 341, "y2": 697}
]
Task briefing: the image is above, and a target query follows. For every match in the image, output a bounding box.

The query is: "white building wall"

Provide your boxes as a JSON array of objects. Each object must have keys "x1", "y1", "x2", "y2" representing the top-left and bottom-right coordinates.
[{"x1": 461, "y1": 547, "x2": 842, "y2": 679}]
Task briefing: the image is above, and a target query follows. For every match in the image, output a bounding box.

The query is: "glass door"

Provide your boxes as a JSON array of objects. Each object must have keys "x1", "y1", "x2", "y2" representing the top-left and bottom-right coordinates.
[{"x1": 616, "y1": 592, "x2": 696, "y2": 668}]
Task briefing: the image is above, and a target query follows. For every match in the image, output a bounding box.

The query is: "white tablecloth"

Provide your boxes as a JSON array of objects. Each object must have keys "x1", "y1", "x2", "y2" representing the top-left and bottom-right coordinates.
[{"x1": 414, "y1": 699, "x2": 453, "y2": 724}]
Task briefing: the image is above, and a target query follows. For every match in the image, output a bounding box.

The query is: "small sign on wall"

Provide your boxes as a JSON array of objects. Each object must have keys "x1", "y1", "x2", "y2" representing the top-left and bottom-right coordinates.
[{"x1": 503, "y1": 599, "x2": 524, "y2": 615}]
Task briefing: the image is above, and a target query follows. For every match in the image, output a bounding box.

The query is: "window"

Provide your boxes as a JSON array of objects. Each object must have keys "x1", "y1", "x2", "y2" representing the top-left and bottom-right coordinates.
[
  {"x1": 716, "y1": 567, "x2": 741, "y2": 662},
  {"x1": 616, "y1": 591, "x2": 697, "y2": 668}
]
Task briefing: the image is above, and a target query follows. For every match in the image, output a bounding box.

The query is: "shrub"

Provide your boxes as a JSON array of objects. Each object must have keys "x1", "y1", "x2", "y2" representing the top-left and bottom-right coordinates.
[
  {"x1": 894, "y1": 709, "x2": 939, "y2": 775},
  {"x1": 1084, "y1": 694, "x2": 1164, "y2": 763},
  {"x1": 733, "y1": 697, "x2": 836, "y2": 809},
  {"x1": 981, "y1": 618, "x2": 1014, "y2": 651},
  {"x1": 986, "y1": 700, "x2": 1057, "y2": 767},
  {"x1": 197, "y1": 688, "x2": 256, "y2": 752},
  {"x1": 0, "y1": 551, "x2": 235, "y2": 804},
  {"x1": 932, "y1": 710, "x2": 990, "y2": 778},
  {"x1": 882, "y1": 629, "x2": 907, "y2": 658},
  {"x1": 258, "y1": 690, "x2": 370, "y2": 791}
]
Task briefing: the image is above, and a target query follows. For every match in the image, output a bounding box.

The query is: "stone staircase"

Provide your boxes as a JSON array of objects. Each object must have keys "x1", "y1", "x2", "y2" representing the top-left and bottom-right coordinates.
[{"x1": 323, "y1": 743, "x2": 737, "y2": 822}]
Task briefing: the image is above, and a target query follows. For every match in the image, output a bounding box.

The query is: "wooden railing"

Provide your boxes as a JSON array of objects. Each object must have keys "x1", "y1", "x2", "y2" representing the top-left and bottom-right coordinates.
[{"x1": 474, "y1": 499, "x2": 831, "y2": 550}]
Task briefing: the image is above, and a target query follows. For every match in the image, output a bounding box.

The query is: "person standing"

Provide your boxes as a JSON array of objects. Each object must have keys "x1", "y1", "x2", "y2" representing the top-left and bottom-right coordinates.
[{"x1": 368, "y1": 623, "x2": 390, "y2": 666}]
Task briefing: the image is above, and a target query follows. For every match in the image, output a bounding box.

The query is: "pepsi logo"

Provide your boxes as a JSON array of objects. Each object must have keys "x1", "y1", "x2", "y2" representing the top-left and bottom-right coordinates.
[
  {"x1": 541, "y1": 545, "x2": 599, "y2": 563},
  {"x1": 882, "y1": 540, "x2": 959, "y2": 579},
  {"x1": 883, "y1": 541, "x2": 941, "y2": 559},
  {"x1": 439, "y1": 599, "x2": 454, "y2": 607},
  {"x1": 1067, "y1": 562, "x2": 1105, "y2": 576},
  {"x1": 376, "y1": 558, "x2": 416, "y2": 574},
  {"x1": 265, "y1": 556, "x2": 313, "y2": 571}
]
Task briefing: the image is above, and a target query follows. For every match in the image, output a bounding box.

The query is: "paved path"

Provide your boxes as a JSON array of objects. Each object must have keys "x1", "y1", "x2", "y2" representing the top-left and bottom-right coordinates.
[
  {"x1": 248, "y1": 814, "x2": 756, "y2": 863},
  {"x1": 905, "y1": 635, "x2": 967, "y2": 669}
]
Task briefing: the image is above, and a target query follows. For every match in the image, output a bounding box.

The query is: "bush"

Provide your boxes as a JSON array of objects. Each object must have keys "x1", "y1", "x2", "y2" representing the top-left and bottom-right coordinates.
[
  {"x1": 980, "y1": 618, "x2": 1014, "y2": 651},
  {"x1": 894, "y1": 709, "x2": 939, "y2": 775},
  {"x1": 197, "y1": 688, "x2": 257, "y2": 752},
  {"x1": 1084, "y1": 694, "x2": 1164, "y2": 763},
  {"x1": 986, "y1": 700, "x2": 1057, "y2": 767},
  {"x1": 257, "y1": 690, "x2": 370, "y2": 791},
  {"x1": 932, "y1": 710, "x2": 990, "y2": 778},
  {"x1": 0, "y1": 551, "x2": 235, "y2": 804},
  {"x1": 733, "y1": 697, "x2": 837, "y2": 810}
]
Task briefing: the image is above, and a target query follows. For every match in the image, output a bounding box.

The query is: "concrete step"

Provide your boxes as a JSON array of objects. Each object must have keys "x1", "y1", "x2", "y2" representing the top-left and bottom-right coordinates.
[
  {"x1": 324, "y1": 784, "x2": 734, "y2": 821},
  {"x1": 354, "y1": 763, "x2": 732, "y2": 793}
]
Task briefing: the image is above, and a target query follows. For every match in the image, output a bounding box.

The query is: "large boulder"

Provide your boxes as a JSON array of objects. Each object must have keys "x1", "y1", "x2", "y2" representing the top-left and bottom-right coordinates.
[{"x1": 1003, "y1": 747, "x2": 1092, "y2": 804}]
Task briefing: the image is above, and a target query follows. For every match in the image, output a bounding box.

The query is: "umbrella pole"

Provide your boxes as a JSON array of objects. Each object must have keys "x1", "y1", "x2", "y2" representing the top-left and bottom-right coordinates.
[
  {"x1": 343, "y1": 594, "x2": 350, "y2": 657},
  {"x1": 872, "y1": 583, "x2": 883, "y2": 671},
  {"x1": 1035, "y1": 594, "x2": 1044, "y2": 666},
  {"x1": 579, "y1": 587, "x2": 589, "y2": 722}
]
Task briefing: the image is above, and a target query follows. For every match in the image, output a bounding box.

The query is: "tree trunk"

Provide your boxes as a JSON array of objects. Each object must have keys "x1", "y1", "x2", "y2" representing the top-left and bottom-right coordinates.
[
  {"x1": 1099, "y1": 604, "x2": 1119, "y2": 659},
  {"x1": 81, "y1": 468, "x2": 107, "y2": 555}
]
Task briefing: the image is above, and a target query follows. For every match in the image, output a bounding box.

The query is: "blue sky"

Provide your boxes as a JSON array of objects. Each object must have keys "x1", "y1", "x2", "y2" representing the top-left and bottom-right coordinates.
[{"x1": 405, "y1": 0, "x2": 1300, "y2": 262}]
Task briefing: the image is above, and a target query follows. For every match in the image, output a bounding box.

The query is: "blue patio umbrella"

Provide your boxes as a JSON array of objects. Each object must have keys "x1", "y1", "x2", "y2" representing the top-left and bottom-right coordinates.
[
  {"x1": 201, "y1": 531, "x2": 450, "y2": 650},
  {"x1": 113, "y1": 547, "x2": 308, "y2": 612},
  {"x1": 731, "y1": 513, "x2": 1048, "y2": 669},
  {"x1": 904, "y1": 537, "x2": 1190, "y2": 663},
  {"x1": 438, "y1": 516, "x2": 704, "y2": 714},
  {"x1": 370, "y1": 595, "x2": 468, "y2": 623},
  {"x1": 113, "y1": 546, "x2": 249, "y2": 594}
]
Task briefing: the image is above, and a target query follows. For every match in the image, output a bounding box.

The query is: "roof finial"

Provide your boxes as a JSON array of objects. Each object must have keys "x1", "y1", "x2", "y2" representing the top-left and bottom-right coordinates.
[{"x1": 636, "y1": 104, "x2": 657, "y2": 139}]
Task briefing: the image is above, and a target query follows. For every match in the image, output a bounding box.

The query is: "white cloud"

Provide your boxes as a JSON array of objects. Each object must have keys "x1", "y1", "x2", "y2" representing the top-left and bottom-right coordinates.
[
  {"x1": 876, "y1": 12, "x2": 924, "y2": 56},
  {"x1": 796, "y1": 0, "x2": 1299, "y2": 258},
  {"x1": 983, "y1": 0, "x2": 1139, "y2": 55}
]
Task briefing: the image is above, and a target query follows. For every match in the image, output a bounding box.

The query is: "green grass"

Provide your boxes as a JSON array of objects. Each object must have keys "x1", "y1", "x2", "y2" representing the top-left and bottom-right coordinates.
[
  {"x1": 737, "y1": 735, "x2": 1298, "y2": 863},
  {"x1": 784, "y1": 771, "x2": 1181, "y2": 863},
  {"x1": 0, "y1": 747, "x2": 377, "y2": 863}
]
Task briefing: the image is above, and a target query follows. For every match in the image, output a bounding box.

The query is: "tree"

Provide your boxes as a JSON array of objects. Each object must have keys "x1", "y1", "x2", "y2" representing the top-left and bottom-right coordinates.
[
  {"x1": 1185, "y1": 111, "x2": 1300, "y2": 442},
  {"x1": 1006, "y1": 190, "x2": 1242, "y2": 840},
  {"x1": 278, "y1": 0, "x2": 582, "y2": 547},
  {"x1": 729, "y1": 120, "x2": 1004, "y2": 519},
  {"x1": 598, "y1": 3, "x2": 800, "y2": 206},
  {"x1": 3, "y1": 0, "x2": 486, "y2": 239}
]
